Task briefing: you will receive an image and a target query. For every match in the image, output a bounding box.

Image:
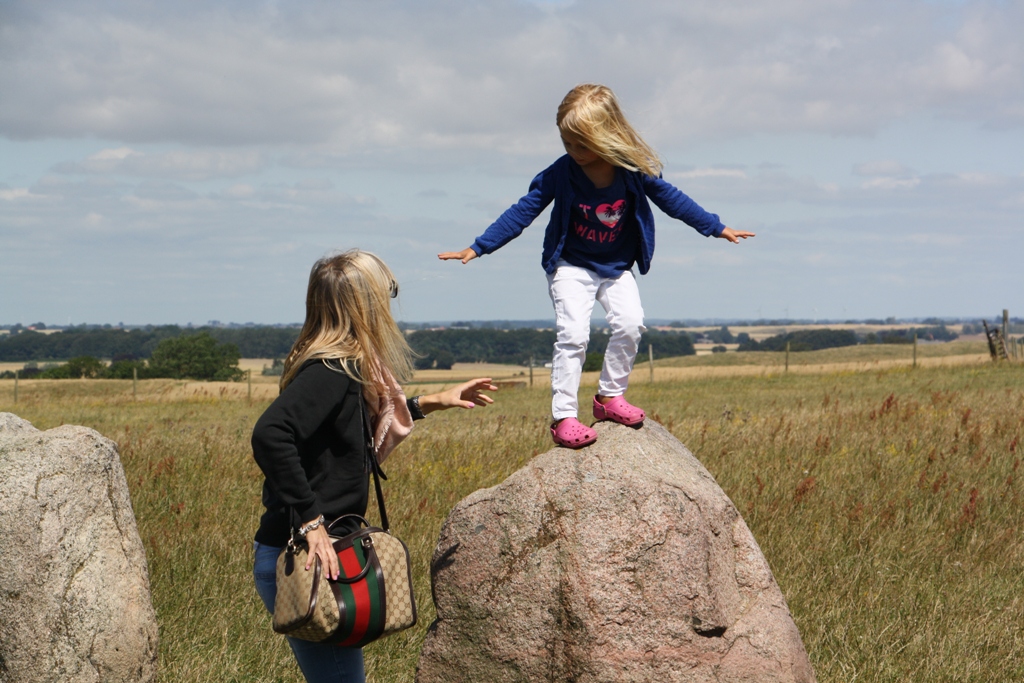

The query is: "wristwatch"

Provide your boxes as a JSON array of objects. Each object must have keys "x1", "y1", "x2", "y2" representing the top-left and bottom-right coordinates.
[{"x1": 408, "y1": 395, "x2": 425, "y2": 420}]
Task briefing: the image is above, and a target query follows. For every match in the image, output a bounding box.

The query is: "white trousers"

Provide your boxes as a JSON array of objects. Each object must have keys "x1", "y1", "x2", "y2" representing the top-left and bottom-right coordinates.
[{"x1": 546, "y1": 263, "x2": 646, "y2": 420}]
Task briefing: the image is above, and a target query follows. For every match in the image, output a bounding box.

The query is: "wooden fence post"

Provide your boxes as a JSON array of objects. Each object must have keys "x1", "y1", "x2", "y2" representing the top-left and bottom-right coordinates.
[
  {"x1": 913, "y1": 332, "x2": 917, "y2": 369},
  {"x1": 982, "y1": 320, "x2": 1004, "y2": 361},
  {"x1": 1003, "y1": 309, "x2": 1009, "y2": 346},
  {"x1": 13, "y1": 369, "x2": 18, "y2": 404},
  {"x1": 785, "y1": 341, "x2": 790, "y2": 373},
  {"x1": 529, "y1": 357, "x2": 534, "y2": 388},
  {"x1": 133, "y1": 367, "x2": 138, "y2": 399},
  {"x1": 247, "y1": 369, "x2": 252, "y2": 402}
]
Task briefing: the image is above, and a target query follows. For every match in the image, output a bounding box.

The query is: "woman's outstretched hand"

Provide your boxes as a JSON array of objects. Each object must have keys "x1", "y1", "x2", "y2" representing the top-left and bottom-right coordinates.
[
  {"x1": 717, "y1": 227, "x2": 756, "y2": 243},
  {"x1": 303, "y1": 524, "x2": 339, "y2": 581},
  {"x1": 418, "y1": 377, "x2": 497, "y2": 414},
  {"x1": 438, "y1": 247, "x2": 479, "y2": 264}
]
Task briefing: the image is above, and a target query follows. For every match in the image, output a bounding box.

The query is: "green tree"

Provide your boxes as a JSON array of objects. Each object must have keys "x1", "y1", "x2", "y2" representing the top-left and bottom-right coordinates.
[
  {"x1": 434, "y1": 350, "x2": 455, "y2": 370},
  {"x1": 706, "y1": 326, "x2": 734, "y2": 344},
  {"x1": 108, "y1": 359, "x2": 149, "y2": 379},
  {"x1": 67, "y1": 356, "x2": 107, "y2": 378},
  {"x1": 148, "y1": 333, "x2": 243, "y2": 381},
  {"x1": 40, "y1": 356, "x2": 107, "y2": 379},
  {"x1": 750, "y1": 329, "x2": 858, "y2": 352}
]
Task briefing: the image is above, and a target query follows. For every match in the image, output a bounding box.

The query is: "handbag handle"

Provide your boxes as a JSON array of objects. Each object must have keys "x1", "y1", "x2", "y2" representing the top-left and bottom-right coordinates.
[
  {"x1": 326, "y1": 513, "x2": 370, "y2": 534},
  {"x1": 359, "y1": 394, "x2": 392, "y2": 533},
  {"x1": 331, "y1": 535, "x2": 376, "y2": 584}
]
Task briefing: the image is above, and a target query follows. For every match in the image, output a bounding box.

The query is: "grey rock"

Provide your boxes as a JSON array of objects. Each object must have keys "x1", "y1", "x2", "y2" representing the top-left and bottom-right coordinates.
[
  {"x1": 417, "y1": 419, "x2": 816, "y2": 683},
  {"x1": 0, "y1": 413, "x2": 158, "y2": 683}
]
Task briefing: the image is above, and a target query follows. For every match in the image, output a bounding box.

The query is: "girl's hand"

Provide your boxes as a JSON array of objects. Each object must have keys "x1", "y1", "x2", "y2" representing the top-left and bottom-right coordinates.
[
  {"x1": 418, "y1": 378, "x2": 497, "y2": 414},
  {"x1": 438, "y1": 247, "x2": 479, "y2": 264},
  {"x1": 303, "y1": 524, "x2": 339, "y2": 581},
  {"x1": 718, "y1": 227, "x2": 756, "y2": 243}
]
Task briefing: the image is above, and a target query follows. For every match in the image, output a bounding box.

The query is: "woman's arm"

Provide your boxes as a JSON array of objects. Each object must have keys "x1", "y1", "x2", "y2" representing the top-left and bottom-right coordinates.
[{"x1": 413, "y1": 377, "x2": 497, "y2": 415}]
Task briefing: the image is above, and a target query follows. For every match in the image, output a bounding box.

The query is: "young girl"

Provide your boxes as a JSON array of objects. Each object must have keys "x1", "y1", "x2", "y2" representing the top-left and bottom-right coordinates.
[
  {"x1": 440, "y1": 84, "x2": 753, "y2": 448},
  {"x1": 251, "y1": 249, "x2": 496, "y2": 682}
]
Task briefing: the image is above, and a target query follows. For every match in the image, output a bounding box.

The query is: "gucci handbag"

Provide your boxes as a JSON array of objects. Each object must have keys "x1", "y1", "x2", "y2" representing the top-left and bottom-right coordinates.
[{"x1": 272, "y1": 452, "x2": 417, "y2": 645}]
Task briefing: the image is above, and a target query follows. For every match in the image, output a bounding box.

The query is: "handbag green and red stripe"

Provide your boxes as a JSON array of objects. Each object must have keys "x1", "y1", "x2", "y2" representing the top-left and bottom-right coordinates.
[{"x1": 329, "y1": 530, "x2": 387, "y2": 647}]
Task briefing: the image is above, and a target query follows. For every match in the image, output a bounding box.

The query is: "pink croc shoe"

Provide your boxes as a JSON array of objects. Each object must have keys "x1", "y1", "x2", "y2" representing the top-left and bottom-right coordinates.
[
  {"x1": 551, "y1": 417, "x2": 597, "y2": 448},
  {"x1": 593, "y1": 395, "x2": 645, "y2": 426}
]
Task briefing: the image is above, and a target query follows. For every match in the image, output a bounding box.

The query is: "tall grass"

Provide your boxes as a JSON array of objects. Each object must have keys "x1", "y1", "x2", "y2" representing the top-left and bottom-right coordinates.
[{"x1": 2, "y1": 360, "x2": 1023, "y2": 681}]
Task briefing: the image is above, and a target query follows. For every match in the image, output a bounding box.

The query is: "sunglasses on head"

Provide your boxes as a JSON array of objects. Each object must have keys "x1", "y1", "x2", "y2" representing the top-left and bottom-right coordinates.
[{"x1": 389, "y1": 280, "x2": 399, "y2": 299}]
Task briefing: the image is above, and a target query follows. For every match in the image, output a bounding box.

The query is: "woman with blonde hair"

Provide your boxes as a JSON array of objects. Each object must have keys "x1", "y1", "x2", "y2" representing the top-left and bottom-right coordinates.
[
  {"x1": 441, "y1": 84, "x2": 754, "y2": 448},
  {"x1": 252, "y1": 249, "x2": 495, "y2": 682}
]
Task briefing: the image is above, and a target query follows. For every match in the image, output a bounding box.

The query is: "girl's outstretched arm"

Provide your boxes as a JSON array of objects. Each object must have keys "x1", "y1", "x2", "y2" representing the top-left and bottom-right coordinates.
[
  {"x1": 438, "y1": 247, "x2": 479, "y2": 264},
  {"x1": 417, "y1": 377, "x2": 497, "y2": 413},
  {"x1": 717, "y1": 227, "x2": 756, "y2": 243}
]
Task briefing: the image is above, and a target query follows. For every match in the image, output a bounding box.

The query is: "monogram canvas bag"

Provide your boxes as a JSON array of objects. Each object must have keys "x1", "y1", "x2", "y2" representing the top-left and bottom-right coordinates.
[{"x1": 272, "y1": 511, "x2": 417, "y2": 645}]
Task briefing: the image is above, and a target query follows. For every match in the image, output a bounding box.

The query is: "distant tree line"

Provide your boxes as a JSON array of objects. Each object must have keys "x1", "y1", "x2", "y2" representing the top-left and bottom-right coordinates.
[
  {"x1": 407, "y1": 328, "x2": 695, "y2": 368},
  {"x1": 737, "y1": 329, "x2": 859, "y2": 352},
  {"x1": 0, "y1": 325, "x2": 300, "y2": 362},
  {"x1": 863, "y1": 326, "x2": 959, "y2": 344},
  {"x1": 0, "y1": 333, "x2": 243, "y2": 381},
  {"x1": 1, "y1": 325, "x2": 699, "y2": 377},
  {"x1": 0, "y1": 322, "x2": 965, "y2": 375},
  {"x1": 737, "y1": 325, "x2": 958, "y2": 352},
  {"x1": 690, "y1": 326, "x2": 735, "y2": 344}
]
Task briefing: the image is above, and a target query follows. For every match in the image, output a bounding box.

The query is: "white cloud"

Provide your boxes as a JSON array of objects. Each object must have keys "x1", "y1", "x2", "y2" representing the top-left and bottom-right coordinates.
[
  {"x1": 853, "y1": 160, "x2": 914, "y2": 177},
  {"x1": 223, "y1": 184, "x2": 255, "y2": 199},
  {"x1": 55, "y1": 147, "x2": 265, "y2": 180},
  {"x1": 90, "y1": 147, "x2": 139, "y2": 161},
  {"x1": 3, "y1": 0, "x2": 1024, "y2": 323},
  {"x1": 0, "y1": 187, "x2": 44, "y2": 201},
  {"x1": 861, "y1": 176, "x2": 921, "y2": 190},
  {"x1": 1, "y1": 1, "x2": 1022, "y2": 158},
  {"x1": 675, "y1": 168, "x2": 748, "y2": 180},
  {"x1": 666, "y1": 162, "x2": 1024, "y2": 212}
]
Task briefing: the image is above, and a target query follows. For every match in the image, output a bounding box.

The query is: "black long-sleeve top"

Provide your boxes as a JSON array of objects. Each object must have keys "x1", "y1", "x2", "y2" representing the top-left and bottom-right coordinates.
[{"x1": 251, "y1": 359, "x2": 421, "y2": 547}]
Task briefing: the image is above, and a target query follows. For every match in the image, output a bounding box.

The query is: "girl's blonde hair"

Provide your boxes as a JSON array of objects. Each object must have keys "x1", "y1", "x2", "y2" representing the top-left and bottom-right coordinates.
[
  {"x1": 280, "y1": 249, "x2": 415, "y2": 390},
  {"x1": 556, "y1": 84, "x2": 663, "y2": 178}
]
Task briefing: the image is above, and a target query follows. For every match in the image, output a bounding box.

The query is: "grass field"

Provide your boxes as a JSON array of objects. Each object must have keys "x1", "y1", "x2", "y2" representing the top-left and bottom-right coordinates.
[{"x1": 2, "y1": 346, "x2": 1022, "y2": 682}]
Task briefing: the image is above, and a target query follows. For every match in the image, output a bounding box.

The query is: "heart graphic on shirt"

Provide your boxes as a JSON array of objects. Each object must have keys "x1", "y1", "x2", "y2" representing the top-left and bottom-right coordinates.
[{"x1": 596, "y1": 200, "x2": 626, "y2": 228}]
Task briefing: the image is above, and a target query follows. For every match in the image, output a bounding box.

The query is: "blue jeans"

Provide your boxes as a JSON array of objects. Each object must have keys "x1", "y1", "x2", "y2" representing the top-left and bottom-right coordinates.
[{"x1": 253, "y1": 542, "x2": 366, "y2": 683}]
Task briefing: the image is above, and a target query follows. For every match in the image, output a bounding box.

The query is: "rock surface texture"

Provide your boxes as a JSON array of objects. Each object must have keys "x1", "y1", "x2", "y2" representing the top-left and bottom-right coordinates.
[
  {"x1": 417, "y1": 419, "x2": 816, "y2": 683},
  {"x1": 0, "y1": 413, "x2": 159, "y2": 683}
]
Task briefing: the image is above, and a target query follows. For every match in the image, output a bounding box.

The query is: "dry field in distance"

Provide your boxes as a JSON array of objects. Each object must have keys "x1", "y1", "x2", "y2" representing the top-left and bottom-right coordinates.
[
  {"x1": 0, "y1": 341, "x2": 993, "y2": 403},
  {"x1": 662, "y1": 322, "x2": 984, "y2": 342},
  {"x1": 1, "y1": 343, "x2": 1022, "y2": 682}
]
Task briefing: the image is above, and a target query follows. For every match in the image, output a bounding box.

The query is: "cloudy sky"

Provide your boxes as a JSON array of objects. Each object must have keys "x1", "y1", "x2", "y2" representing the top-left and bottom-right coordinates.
[{"x1": 2, "y1": 0, "x2": 1022, "y2": 325}]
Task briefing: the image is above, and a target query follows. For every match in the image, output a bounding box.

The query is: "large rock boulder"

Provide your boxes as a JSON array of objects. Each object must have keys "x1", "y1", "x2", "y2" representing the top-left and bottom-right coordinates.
[
  {"x1": 417, "y1": 419, "x2": 816, "y2": 683},
  {"x1": 0, "y1": 413, "x2": 159, "y2": 683}
]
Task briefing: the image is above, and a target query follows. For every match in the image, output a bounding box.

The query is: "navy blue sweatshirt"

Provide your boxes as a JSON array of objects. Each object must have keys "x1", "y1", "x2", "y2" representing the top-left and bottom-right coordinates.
[{"x1": 470, "y1": 155, "x2": 725, "y2": 275}]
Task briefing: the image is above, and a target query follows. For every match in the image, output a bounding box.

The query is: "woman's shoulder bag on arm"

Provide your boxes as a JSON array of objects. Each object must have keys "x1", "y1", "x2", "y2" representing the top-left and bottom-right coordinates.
[{"x1": 271, "y1": 396, "x2": 417, "y2": 646}]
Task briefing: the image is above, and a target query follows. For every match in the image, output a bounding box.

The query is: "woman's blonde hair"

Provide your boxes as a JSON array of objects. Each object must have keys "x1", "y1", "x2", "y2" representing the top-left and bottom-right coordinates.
[
  {"x1": 280, "y1": 249, "x2": 415, "y2": 391},
  {"x1": 556, "y1": 84, "x2": 663, "y2": 178}
]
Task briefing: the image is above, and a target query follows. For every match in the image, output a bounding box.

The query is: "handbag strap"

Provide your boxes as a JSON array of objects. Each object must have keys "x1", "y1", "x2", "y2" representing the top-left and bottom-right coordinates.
[{"x1": 359, "y1": 393, "x2": 392, "y2": 533}]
